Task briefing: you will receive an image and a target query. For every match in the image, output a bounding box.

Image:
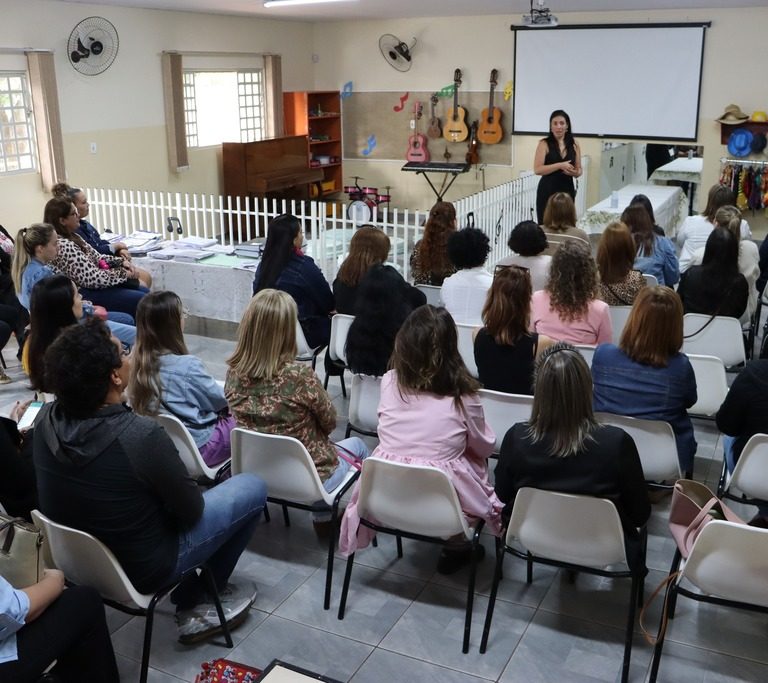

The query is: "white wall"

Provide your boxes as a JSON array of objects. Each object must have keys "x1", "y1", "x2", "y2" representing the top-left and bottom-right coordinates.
[
  {"x1": 312, "y1": 8, "x2": 768, "y2": 217},
  {"x1": 0, "y1": 0, "x2": 314, "y2": 232}
]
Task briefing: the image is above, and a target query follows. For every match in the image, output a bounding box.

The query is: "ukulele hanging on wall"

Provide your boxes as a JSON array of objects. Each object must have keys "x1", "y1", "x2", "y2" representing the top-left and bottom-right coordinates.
[
  {"x1": 443, "y1": 69, "x2": 469, "y2": 143},
  {"x1": 466, "y1": 121, "x2": 479, "y2": 165},
  {"x1": 406, "y1": 101, "x2": 429, "y2": 162},
  {"x1": 427, "y1": 92, "x2": 442, "y2": 139},
  {"x1": 477, "y1": 69, "x2": 503, "y2": 145}
]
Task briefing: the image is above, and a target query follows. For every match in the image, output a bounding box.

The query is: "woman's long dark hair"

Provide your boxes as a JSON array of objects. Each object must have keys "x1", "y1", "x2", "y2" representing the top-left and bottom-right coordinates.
[
  {"x1": 544, "y1": 109, "x2": 576, "y2": 159},
  {"x1": 622, "y1": 204, "x2": 655, "y2": 257},
  {"x1": 27, "y1": 275, "x2": 78, "y2": 391},
  {"x1": 254, "y1": 214, "x2": 301, "y2": 293},
  {"x1": 701, "y1": 227, "x2": 740, "y2": 291}
]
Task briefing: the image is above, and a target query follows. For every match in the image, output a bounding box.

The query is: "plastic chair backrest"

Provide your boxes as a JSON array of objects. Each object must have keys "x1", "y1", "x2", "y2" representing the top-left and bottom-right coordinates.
[
  {"x1": 230, "y1": 428, "x2": 332, "y2": 505},
  {"x1": 357, "y1": 458, "x2": 470, "y2": 539},
  {"x1": 508, "y1": 487, "x2": 627, "y2": 568},
  {"x1": 683, "y1": 520, "x2": 768, "y2": 609},
  {"x1": 642, "y1": 273, "x2": 658, "y2": 287},
  {"x1": 31, "y1": 509, "x2": 149, "y2": 608},
  {"x1": 415, "y1": 284, "x2": 443, "y2": 307},
  {"x1": 608, "y1": 306, "x2": 633, "y2": 345},
  {"x1": 455, "y1": 323, "x2": 479, "y2": 377},
  {"x1": 686, "y1": 354, "x2": 729, "y2": 417},
  {"x1": 295, "y1": 321, "x2": 316, "y2": 361},
  {"x1": 728, "y1": 433, "x2": 768, "y2": 501},
  {"x1": 154, "y1": 413, "x2": 217, "y2": 480},
  {"x1": 329, "y1": 313, "x2": 355, "y2": 364},
  {"x1": 574, "y1": 344, "x2": 596, "y2": 368},
  {"x1": 349, "y1": 374, "x2": 382, "y2": 433},
  {"x1": 595, "y1": 412, "x2": 680, "y2": 482},
  {"x1": 478, "y1": 389, "x2": 533, "y2": 453},
  {"x1": 682, "y1": 314, "x2": 746, "y2": 368}
]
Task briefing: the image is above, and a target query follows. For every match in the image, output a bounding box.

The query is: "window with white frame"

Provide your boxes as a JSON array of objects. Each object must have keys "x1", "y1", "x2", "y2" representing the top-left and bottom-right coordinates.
[
  {"x1": 0, "y1": 72, "x2": 36, "y2": 174},
  {"x1": 182, "y1": 69, "x2": 265, "y2": 148}
]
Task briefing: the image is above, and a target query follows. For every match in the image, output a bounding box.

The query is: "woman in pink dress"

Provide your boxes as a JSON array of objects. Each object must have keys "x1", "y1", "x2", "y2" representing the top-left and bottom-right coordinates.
[{"x1": 339, "y1": 305, "x2": 503, "y2": 574}]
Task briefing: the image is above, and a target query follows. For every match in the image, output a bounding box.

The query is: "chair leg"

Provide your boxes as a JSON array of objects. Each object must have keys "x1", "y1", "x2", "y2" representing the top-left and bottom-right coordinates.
[
  {"x1": 620, "y1": 574, "x2": 639, "y2": 683},
  {"x1": 648, "y1": 583, "x2": 676, "y2": 683},
  {"x1": 395, "y1": 534, "x2": 403, "y2": 558},
  {"x1": 716, "y1": 455, "x2": 729, "y2": 498},
  {"x1": 462, "y1": 530, "x2": 483, "y2": 654},
  {"x1": 139, "y1": 592, "x2": 165, "y2": 683},
  {"x1": 337, "y1": 553, "x2": 355, "y2": 620},
  {"x1": 0, "y1": 351, "x2": 5, "y2": 369},
  {"x1": 323, "y1": 374, "x2": 330, "y2": 390},
  {"x1": 263, "y1": 504, "x2": 271, "y2": 523},
  {"x1": 282, "y1": 504, "x2": 290, "y2": 526},
  {"x1": 200, "y1": 566, "x2": 234, "y2": 647},
  {"x1": 344, "y1": 422, "x2": 352, "y2": 439},
  {"x1": 526, "y1": 551, "x2": 533, "y2": 584},
  {"x1": 666, "y1": 551, "x2": 683, "y2": 619},
  {"x1": 324, "y1": 518, "x2": 337, "y2": 611},
  {"x1": 480, "y1": 543, "x2": 506, "y2": 654},
  {"x1": 371, "y1": 536, "x2": 378, "y2": 548},
  {"x1": 340, "y1": 373, "x2": 347, "y2": 398}
]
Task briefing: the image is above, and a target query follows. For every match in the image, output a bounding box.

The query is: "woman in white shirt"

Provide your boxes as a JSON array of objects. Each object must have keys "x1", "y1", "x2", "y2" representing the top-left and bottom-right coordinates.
[
  {"x1": 496, "y1": 220, "x2": 552, "y2": 292},
  {"x1": 677, "y1": 185, "x2": 752, "y2": 272},
  {"x1": 441, "y1": 227, "x2": 493, "y2": 326}
]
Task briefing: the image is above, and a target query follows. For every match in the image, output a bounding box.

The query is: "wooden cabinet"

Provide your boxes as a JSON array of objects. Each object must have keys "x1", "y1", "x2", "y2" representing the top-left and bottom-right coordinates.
[{"x1": 284, "y1": 91, "x2": 342, "y2": 198}]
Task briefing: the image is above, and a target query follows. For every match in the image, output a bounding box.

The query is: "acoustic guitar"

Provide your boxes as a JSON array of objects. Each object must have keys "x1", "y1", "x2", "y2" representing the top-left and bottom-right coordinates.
[
  {"x1": 477, "y1": 69, "x2": 503, "y2": 145},
  {"x1": 406, "y1": 101, "x2": 429, "y2": 162},
  {"x1": 427, "y1": 93, "x2": 442, "y2": 139},
  {"x1": 443, "y1": 69, "x2": 469, "y2": 143},
  {"x1": 466, "y1": 121, "x2": 479, "y2": 165}
]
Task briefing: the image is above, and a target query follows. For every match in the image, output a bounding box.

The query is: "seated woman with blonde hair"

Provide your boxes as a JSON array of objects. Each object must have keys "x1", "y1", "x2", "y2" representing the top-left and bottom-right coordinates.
[
  {"x1": 591, "y1": 286, "x2": 697, "y2": 476},
  {"x1": 540, "y1": 192, "x2": 589, "y2": 257},
  {"x1": 474, "y1": 265, "x2": 554, "y2": 395},
  {"x1": 531, "y1": 240, "x2": 612, "y2": 345},
  {"x1": 340, "y1": 305, "x2": 502, "y2": 574},
  {"x1": 596, "y1": 221, "x2": 646, "y2": 306}
]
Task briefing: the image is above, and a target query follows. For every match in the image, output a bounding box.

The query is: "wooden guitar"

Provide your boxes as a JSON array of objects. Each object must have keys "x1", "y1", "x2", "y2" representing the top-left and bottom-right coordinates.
[
  {"x1": 443, "y1": 69, "x2": 469, "y2": 143},
  {"x1": 406, "y1": 101, "x2": 429, "y2": 162},
  {"x1": 427, "y1": 93, "x2": 442, "y2": 139},
  {"x1": 478, "y1": 68, "x2": 503, "y2": 145},
  {"x1": 466, "y1": 121, "x2": 479, "y2": 165}
]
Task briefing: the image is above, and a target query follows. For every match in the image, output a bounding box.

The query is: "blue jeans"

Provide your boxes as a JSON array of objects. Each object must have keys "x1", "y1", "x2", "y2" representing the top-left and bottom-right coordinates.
[
  {"x1": 313, "y1": 437, "x2": 370, "y2": 521},
  {"x1": 169, "y1": 472, "x2": 267, "y2": 609},
  {"x1": 80, "y1": 284, "x2": 149, "y2": 317},
  {"x1": 106, "y1": 311, "x2": 134, "y2": 325},
  {"x1": 106, "y1": 320, "x2": 136, "y2": 346},
  {"x1": 723, "y1": 435, "x2": 768, "y2": 517}
]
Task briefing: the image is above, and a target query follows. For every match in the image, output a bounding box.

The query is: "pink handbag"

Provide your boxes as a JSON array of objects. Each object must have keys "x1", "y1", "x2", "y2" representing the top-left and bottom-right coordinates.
[{"x1": 668, "y1": 479, "x2": 744, "y2": 558}]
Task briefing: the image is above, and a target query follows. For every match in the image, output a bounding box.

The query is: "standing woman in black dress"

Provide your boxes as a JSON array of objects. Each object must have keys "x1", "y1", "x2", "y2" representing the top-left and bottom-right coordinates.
[{"x1": 534, "y1": 110, "x2": 582, "y2": 225}]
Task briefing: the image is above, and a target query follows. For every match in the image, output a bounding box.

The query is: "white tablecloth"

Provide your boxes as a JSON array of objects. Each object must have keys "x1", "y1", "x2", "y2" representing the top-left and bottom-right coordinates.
[
  {"x1": 577, "y1": 183, "x2": 688, "y2": 237},
  {"x1": 650, "y1": 157, "x2": 703, "y2": 185}
]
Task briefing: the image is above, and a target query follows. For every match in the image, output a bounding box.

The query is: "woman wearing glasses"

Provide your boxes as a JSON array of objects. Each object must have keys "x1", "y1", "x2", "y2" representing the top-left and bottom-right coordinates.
[
  {"x1": 129, "y1": 291, "x2": 235, "y2": 469},
  {"x1": 474, "y1": 265, "x2": 554, "y2": 395}
]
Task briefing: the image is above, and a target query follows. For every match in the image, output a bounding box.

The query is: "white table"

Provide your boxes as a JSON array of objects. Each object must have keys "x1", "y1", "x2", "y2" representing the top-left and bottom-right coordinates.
[
  {"x1": 577, "y1": 183, "x2": 688, "y2": 237},
  {"x1": 650, "y1": 157, "x2": 703, "y2": 185}
]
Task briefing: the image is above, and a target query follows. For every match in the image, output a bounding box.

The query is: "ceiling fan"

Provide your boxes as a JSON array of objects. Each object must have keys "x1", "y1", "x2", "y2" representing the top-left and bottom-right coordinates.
[{"x1": 379, "y1": 34, "x2": 417, "y2": 73}]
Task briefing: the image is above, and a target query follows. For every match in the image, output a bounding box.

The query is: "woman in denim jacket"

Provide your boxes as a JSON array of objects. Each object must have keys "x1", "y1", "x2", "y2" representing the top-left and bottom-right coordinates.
[
  {"x1": 253, "y1": 214, "x2": 334, "y2": 348},
  {"x1": 591, "y1": 286, "x2": 697, "y2": 476}
]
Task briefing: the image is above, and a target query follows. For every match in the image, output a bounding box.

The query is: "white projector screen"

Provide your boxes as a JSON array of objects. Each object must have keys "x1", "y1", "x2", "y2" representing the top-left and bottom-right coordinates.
[{"x1": 513, "y1": 24, "x2": 708, "y2": 141}]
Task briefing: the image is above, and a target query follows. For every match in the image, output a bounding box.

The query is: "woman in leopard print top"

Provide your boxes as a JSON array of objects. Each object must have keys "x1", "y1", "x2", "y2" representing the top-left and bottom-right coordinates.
[
  {"x1": 43, "y1": 197, "x2": 148, "y2": 316},
  {"x1": 596, "y1": 221, "x2": 646, "y2": 306}
]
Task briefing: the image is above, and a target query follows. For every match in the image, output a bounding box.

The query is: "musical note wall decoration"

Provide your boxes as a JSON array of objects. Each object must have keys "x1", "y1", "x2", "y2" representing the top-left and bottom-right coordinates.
[
  {"x1": 340, "y1": 81, "x2": 353, "y2": 99},
  {"x1": 393, "y1": 92, "x2": 410, "y2": 112},
  {"x1": 503, "y1": 81, "x2": 513, "y2": 101},
  {"x1": 361, "y1": 134, "x2": 377, "y2": 156}
]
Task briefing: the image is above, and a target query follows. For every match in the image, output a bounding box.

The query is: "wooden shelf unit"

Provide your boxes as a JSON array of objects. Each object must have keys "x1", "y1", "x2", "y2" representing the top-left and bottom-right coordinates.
[{"x1": 284, "y1": 91, "x2": 343, "y2": 197}]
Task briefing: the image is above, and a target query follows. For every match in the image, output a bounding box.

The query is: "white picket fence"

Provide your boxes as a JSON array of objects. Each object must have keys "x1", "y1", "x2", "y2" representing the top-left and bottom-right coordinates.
[{"x1": 86, "y1": 159, "x2": 588, "y2": 281}]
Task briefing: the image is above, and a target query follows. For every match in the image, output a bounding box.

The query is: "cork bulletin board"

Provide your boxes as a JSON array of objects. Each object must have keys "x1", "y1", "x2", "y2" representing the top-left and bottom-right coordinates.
[{"x1": 342, "y1": 91, "x2": 513, "y2": 166}]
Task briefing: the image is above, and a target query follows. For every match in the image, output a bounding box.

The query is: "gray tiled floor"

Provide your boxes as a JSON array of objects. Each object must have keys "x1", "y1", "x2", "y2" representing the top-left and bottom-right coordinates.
[{"x1": 2, "y1": 333, "x2": 767, "y2": 683}]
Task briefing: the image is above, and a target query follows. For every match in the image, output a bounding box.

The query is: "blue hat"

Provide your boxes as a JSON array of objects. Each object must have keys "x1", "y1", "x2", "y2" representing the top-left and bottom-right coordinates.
[{"x1": 727, "y1": 128, "x2": 753, "y2": 157}]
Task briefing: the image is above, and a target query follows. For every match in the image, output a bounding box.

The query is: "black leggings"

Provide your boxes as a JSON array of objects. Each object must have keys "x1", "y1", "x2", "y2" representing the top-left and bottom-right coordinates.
[{"x1": 0, "y1": 585, "x2": 119, "y2": 682}]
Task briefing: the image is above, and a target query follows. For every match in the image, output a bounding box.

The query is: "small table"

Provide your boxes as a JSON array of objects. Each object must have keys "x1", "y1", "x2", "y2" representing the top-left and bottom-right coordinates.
[
  {"x1": 650, "y1": 157, "x2": 703, "y2": 214},
  {"x1": 577, "y1": 183, "x2": 688, "y2": 238}
]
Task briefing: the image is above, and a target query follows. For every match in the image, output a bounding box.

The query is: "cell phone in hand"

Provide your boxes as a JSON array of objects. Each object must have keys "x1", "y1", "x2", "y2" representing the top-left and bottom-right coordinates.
[{"x1": 17, "y1": 401, "x2": 44, "y2": 431}]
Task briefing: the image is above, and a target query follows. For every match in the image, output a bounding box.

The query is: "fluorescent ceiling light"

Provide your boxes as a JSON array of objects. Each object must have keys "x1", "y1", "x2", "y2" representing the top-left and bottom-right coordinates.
[{"x1": 264, "y1": 0, "x2": 356, "y2": 7}]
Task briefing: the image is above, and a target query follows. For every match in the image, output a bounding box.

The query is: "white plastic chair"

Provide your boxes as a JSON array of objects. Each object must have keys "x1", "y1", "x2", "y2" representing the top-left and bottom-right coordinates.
[
  {"x1": 455, "y1": 323, "x2": 479, "y2": 377},
  {"x1": 608, "y1": 306, "x2": 633, "y2": 345},
  {"x1": 478, "y1": 389, "x2": 534, "y2": 454},
  {"x1": 154, "y1": 413, "x2": 230, "y2": 484},
  {"x1": 648, "y1": 521, "x2": 768, "y2": 682},
  {"x1": 337, "y1": 458, "x2": 484, "y2": 653},
  {"x1": 415, "y1": 284, "x2": 443, "y2": 306},
  {"x1": 230, "y1": 428, "x2": 359, "y2": 610},
  {"x1": 345, "y1": 374, "x2": 382, "y2": 438},
  {"x1": 480, "y1": 488, "x2": 646, "y2": 683},
  {"x1": 323, "y1": 313, "x2": 354, "y2": 398},
  {"x1": 642, "y1": 273, "x2": 658, "y2": 287},
  {"x1": 686, "y1": 354, "x2": 728, "y2": 418},
  {"x1": 31, "y1": 510, "x2": 232, "y2": 683},
  {"x1": 717, "y1": 433, "x2": 768, "y2": 506},
  {"x1": 574, "y1": 344, "x2": 596, "y2": 367},
  {"x1": 682, "y1": 314, "x2": 746, "y2": 369},
  {"x1": 295, "y1": 321, "x2": 324, "y2": 371},
  {"x1": 595, "y1": 412, "x2": 682, "y2": 482}
]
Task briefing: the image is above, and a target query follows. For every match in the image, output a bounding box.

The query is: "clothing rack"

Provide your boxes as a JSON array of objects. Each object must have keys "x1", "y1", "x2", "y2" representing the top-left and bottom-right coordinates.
[
  {"x1": 719, "y1": 157, "x2": 767, "y2": 212},
  {"x1": 720, "y1": 156, "x2": 768, "y2": 168}
]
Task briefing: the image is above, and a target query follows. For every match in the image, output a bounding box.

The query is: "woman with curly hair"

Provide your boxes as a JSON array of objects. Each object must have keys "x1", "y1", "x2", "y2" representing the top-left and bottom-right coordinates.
[
  {"x1": 333, "y1": 226, "x2": 391, "y2": 314},
  {"x1": 410, "y1": 201, "x2": 457, "y2": 285},
  {"x1": 622, "y1": 203, "x2": 678, "y2": 287},
  {"x1": 596, "y1": 221, "x2": 646, "y2": 306},
  {"x1": 531, "y1": 240, "x2": 611, "y2": 345},
  {"x1": 496, "y1": 220, "x2": 551, "y2": 292},
  {"x1": 441, "y1": 227, "x2": 492, "y2": 325},
  {"x1": 541, "y1": 192, "x2": 589, "y2": 257}
]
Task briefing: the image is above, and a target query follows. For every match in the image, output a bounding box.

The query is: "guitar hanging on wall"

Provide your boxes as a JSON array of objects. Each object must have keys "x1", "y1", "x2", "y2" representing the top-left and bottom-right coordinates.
[
  {"x1": 427, "y1": 92, "x2": 442, "y2": 139},
  {"x1": 406, "y1": 101, "x2": 429, "y2": 162},
  {"x1": 443, "y1": 69, "x2": 469, "y2": 143},
  {"x1": 478, "y1": 69, "x2": 503, "y2": 145}
]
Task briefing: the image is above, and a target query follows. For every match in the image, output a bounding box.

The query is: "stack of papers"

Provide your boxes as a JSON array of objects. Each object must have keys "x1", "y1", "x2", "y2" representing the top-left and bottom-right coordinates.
[
  {"x1": 123, "y1": 231, "x2": 164, "y2": 255},
  {"x1": 175, "y1": 236, "x2": 219, "y2": 249},
  {"x1": 148, "y1": 245, "x2": 215, "y2": 262},
  {"x1": 234, "y1": 241, "x2": 264, "y2": 259}
]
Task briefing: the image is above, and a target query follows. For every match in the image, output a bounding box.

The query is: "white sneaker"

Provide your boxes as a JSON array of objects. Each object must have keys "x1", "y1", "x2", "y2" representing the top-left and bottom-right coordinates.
[{"x1": 176, "y1": 580, "x2": 257, "y2": 644}]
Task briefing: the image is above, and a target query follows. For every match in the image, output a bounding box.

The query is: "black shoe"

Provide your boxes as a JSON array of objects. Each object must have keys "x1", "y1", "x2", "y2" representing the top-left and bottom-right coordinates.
[{"x1": 436, "y1": 543, "x2": 485, "y2": 575}]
